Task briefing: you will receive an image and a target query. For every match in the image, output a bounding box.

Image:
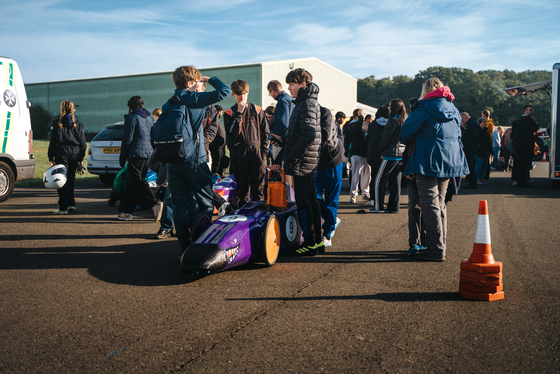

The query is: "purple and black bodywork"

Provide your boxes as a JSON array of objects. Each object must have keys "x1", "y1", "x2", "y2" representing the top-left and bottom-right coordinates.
[{"x1": 180, "y1": 188, "x2": 303, "y2": 275}]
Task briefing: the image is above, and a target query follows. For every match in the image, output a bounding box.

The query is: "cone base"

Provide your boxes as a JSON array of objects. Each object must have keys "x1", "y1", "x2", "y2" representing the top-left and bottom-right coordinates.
[
  {"x1": 460, "y1": 259, "x2": 502, "y2": 273},
  {"x1": 460, "y1": 269, "x2": 501, "y2": 280},
  {"x1": 459, "y1": 282, "x2": 503, "y2": 294},
  {"x1": 459, "y1": 288, "x2": 504, "y2": 301},
  {"x1": 460, "y1": 275, "x2": 502, "y2": 287}
]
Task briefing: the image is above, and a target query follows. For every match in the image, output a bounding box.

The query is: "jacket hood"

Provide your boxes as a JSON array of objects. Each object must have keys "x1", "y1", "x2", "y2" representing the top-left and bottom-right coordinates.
[
  {"x1": 376, "y1": 117, "x2": 388, "y2": 126},
  {"x1": 419, "y1": 96, "x2": 459, "y2": 123},
  {"x1": 131, "y1": 108, "x2": 151, "y2": 118},
  {"x1": 294, "y1": 82, "x2": 319, "y2": 103},
  {"x1": 423, "y1": 86, "x2": 455, "y2": 101},
  {"x1": 60, "y1": 114, "x2": 75, "y2": 128}
]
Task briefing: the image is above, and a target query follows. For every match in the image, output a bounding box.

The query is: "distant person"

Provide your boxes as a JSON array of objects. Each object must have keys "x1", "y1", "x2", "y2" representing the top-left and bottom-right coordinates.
[
  {"x1": 118, "y1": 96, "x2": 162, "y2": 222},
  {"x1": 365, "y1": 106, "x2": 389, "y2": 207},
  {"x1": 371, "y1": 99, "x2": 406, "y2": 213},
  {"x1": 267, "y1": 80, "x2": 294, "y2": 161},
  {"x1": 475, "y1": 117, "x2": 492, "y2": 185},
  {"x1": 48, "y1": 100, "x2": 87, "y2": 214},
  {"x1": 460, "y1": 112, "x2": 479, "y2": 189},
  {"x1": 148, "y1": 151, "x2": 174, "y2": 239},
  {"x1": 512, "y1": 105, "x2": 539, "y2": 187},
  {"x1": 347, "y1": 109, "x2": 370, "y2": 203},
  {"x1": 501, "y1": 126, "x2": 513, "y2": 172},
  {"x1": 197, "y1": 82, "x2": 220, "y2": 170},
  {"x1": 152, "y1": 108, "x2": 162, "y2": 122},
  {"x1": 490, "y1": 125, "x2": 503, "y2": 168},
  {"x1": 209, "y1": 105, "x2": 227, "y2": 177},
  {"x1": 400, "y1": 78, "x2": 468, "y2": 262},
  {"x1": 223, "y1": 79, "x2": 270, "y2": 207}
]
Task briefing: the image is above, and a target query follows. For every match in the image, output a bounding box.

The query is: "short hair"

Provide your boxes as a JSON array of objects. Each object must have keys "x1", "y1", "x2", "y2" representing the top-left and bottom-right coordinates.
[
  {"x1": 477, "y1": 118, "x2": 487, "y2": 125},
  {"x1": 267, "y1": 80, "x2": 282, "y2": 92},
  {"x1": 523, "y1": 104, "x2": 532, "y2": 111},
  {"x1": 265, "y1": 106, "x2": 275, "y2": 116},
  {"x1": 285, "y1": 68, "x2": 313, "y2": 85},
  {"x1": 352, "y1": 109, "x2": 361, "y2": 117},
  {"x1": 172, "y1": 66, "x2": 201, "y2": 89},
  {"x1": 389, "y1": 98, "x2": 407, "y2": 122},
  {"x1": 127, "y1": 96, "x2": 144, "y2": 111},
  {"x1": 231, "y1": 79, "x2": 249, "y2": 95},
  {"x1": 375, "y1": 106, "x2": 389, "y2": 119},
  {"x1": 420, "y1": 78, "x2": 443, "y2": 100},
  {"x1": 482, "y1": 110, "x2": 491, "y2": 118},
  {"x1": 409, "y1": 97, "x2": 419, "y2": 107},
  {"x1": 153, "y1": 108, "x2": 162, "y2": 117},
  {"x1": 214, "y1": 104, "x2": 223, "y2": 118},
  {"x1": 365, "y1": 114, "x2": 372, "y2": 121},
  {"x1": 335, "y1": 111, "x2": 346, "y2": 119}
]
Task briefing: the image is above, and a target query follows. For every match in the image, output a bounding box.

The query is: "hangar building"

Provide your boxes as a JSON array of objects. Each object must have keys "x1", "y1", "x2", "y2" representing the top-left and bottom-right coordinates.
[{"x1": 25, "y1": 57, "x2": 358, "y2": 134}]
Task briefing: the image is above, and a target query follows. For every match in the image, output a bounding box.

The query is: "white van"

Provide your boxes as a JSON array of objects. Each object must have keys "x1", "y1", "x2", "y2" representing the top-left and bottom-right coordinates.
[{"x1": 0, "y1": 56, "x2": 35, "y2": 202}]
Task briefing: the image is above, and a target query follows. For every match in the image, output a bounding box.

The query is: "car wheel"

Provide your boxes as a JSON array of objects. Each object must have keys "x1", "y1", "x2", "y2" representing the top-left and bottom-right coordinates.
[
  {"x1": 0, "y1": 161, "x2": 15, "y2": 202},
  {"x1": 99, "y1": 174, "x2": 115, "y2": 185},
  {"x1": 263, "y1": 214, "x2": 280, "y2": 266},
  {"x1": 191, "y1": 214, "x2": 212, "y2": 242}
]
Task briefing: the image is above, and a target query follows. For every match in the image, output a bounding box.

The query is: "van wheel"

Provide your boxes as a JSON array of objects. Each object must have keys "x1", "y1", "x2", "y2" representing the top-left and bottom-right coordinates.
[
  {"x1": 0, "y1": 161, "x2": 15, "y2": 202},
  {"x1": 99, "y1": 174, "x2": 115, "y2": 185},
  {"x1": 263, "y1": 215, "x2": 280, "y2": 266}
]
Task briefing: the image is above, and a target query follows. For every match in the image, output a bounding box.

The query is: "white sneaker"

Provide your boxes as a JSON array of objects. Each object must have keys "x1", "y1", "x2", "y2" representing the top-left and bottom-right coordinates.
[
  {"x1": 68, "y1": 206, "x2": 76, "y2": 211},
  {"x1": 53, "y1": 209, "x2": 68, "y2": 215},
  {"x1": 323, "y1": 237, "x2": 332, "y2": 247},
  {"x1": 349, "y1": 196, "x2": 356, "y2": 203},
  {"x1": 365, "y1": 200, "x2": 374, "y2": 206},
  {"x1": 331, "y1": 217, "x2": 341, "y2": 238},
  {"x1": 118, "y1": 212, "x2": 133, "y2": 221}
]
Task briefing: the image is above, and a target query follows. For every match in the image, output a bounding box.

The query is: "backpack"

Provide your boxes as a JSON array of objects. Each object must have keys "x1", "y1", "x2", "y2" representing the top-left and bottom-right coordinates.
[{"x1": 152, "y1": 96, "x2": 200, "y2": 165}]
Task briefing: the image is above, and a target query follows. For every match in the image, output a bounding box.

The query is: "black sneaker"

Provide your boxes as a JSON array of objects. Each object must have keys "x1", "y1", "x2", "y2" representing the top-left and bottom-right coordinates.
[
  {"x1": 316, "y1": 241, "x2": 325, "y2": 254},
  {"x1": 153, "y1": 229, "x2": 173, "y2": 239}
]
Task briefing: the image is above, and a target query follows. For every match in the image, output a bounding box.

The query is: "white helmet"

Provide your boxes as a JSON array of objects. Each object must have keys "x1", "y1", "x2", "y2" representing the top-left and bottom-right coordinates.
[{"x1": 43, "y1": 165, "x2": 67, "y2": 189}]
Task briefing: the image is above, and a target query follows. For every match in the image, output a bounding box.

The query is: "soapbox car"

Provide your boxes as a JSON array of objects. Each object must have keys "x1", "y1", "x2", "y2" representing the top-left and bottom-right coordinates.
[{"x1": 180, "y1": 174, "x2": 302, "y2": 275}]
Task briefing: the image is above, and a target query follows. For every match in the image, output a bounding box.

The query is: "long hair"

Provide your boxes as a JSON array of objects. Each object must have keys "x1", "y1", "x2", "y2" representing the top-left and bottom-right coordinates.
[
  {"x1": 58, "y1": 100, "x2": 76, "y2": 129},
  {"x1": 420, "y1": 78, "x2": 443, "y2": 100},
  {"x1": 389, "y1": 99, "x2": 407, "y2": 124}
]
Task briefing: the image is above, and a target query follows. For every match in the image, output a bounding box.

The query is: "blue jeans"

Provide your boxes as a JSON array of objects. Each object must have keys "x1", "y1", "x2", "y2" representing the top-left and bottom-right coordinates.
[
  {"x1": 159, "y1": 186, "x2": 174, "y2": 231},
  {"x1": 475, "y1": 151, "x2": 490, "y2": 180},
  {"x1": 491, "y1": 147, "x2": 501, "y2": 167},
  {"x1": 166, "y1": 162, "x2": 213, "y2": 250},
  {"x1": 315, "y1": 163, "x2": 343, "y2": 239}
]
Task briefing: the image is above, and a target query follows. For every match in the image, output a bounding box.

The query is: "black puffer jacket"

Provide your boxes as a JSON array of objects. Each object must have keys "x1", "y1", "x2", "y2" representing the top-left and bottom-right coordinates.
[
  {"x1": 318, "y1": 106, "x2": 346, "y2": 171},
  {"x1": 282, "y1": 83, "x2": 321, "y2": 177},
  {"x1": 379, "y1": 116, "x2": 405, "y2": 158},
  {"x1": 366, "y1": 117, "x2": 388, "y2": 167}
]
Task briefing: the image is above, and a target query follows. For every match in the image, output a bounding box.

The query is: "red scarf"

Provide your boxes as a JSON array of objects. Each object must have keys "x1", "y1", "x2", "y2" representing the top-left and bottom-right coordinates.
[{"x1": 423, "y1": 86, "x2": 455, "y2": 101}]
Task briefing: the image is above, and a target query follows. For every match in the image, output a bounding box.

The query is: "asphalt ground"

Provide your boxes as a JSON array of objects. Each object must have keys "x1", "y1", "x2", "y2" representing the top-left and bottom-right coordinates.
[{"x1": 1, "y1": 162, "x2": 559, "y2": 373}]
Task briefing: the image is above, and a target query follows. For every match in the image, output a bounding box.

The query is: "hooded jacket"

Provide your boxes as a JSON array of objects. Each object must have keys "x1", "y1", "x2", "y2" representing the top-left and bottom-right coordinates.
[
  {"x1": 281, "y1": 82, "x2": 321, "y2": 177},
  {"x1": 48, "y1": 114, "x2": 87, "y2": 162},
  {"x1": 379, "y1": 116, "x2": 406, "y2": 158},
  {"x1": 270, "y1": 90, "x2": 294, "y2": 138},
  {"x1": 347, "y1": 116, "x2": 368, "y2": 157},
  {"x1": 400, "y1": 87, "x2": 469, "y2": 178},
  {"x1": 366, "y1": 117, "x2": 387, "y2": 167},
  {"x1": 317, "y1": 106, "x2": 346, "y2": 171},
  {"x1": 120, "y1": 108, "x2": 154, "y2": 167}
]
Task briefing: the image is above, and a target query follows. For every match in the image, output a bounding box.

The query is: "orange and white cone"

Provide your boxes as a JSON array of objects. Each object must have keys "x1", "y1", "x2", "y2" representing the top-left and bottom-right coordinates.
[{"x1": 459, "y1": 200, "x2": 504, "y2": 301}]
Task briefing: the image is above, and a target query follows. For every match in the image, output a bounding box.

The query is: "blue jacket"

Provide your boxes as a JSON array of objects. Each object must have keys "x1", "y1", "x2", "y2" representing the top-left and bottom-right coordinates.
[
  {"x1": 400, "y1": 98, "x2": 469, "y2": 178},
  {"x1": 120, "y1": 108, "x2": 154, "y2": 167},
  {"x1": 165, "y1": 77, "x2": 231, "y2": 168},
  {"x1": 270, "y1": 90, "x2": 294, "y2": 138}
]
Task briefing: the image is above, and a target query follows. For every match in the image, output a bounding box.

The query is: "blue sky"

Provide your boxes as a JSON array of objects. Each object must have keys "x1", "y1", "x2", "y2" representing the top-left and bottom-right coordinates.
[{"x1": 2, "y1": 0, "x2": 559, "y2": 83}]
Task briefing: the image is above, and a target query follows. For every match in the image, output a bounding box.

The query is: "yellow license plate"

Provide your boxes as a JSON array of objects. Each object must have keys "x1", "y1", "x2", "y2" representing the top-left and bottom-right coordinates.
[{"x1": 102, "y1": 147, "x2": 120, "y2": 154}]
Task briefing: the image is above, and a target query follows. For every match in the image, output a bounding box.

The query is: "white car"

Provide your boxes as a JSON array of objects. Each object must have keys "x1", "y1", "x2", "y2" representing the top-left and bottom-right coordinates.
[{"x1": 87, "y1": 122, "x2": 124, "y2": 184}]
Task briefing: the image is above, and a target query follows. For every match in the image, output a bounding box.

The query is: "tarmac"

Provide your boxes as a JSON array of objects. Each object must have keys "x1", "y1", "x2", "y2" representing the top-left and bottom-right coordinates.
[{"x1": 1, "y1": 162, "x2": 559, "y2": 373}]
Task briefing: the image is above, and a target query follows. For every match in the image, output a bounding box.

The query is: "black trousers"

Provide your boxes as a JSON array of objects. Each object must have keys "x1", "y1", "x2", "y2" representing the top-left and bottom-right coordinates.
[
  {"x1": 293, "y1": 175, "x2": 322, "y2": 246},
  {"x1": 464, "y1": 147, "x2": 477, "y2": 186},
  {"x1": 374, "y1": 159, "x2": 402, "y2": 212},
  {"x1": 119, "y1": 158, "x2": 158, "y2": 214},
  {"x1": 210, "y1": 144, "x2": 225, "y2": 177},
  {"x1": 233, "y1": 145, "x2": 265, "y2": 208},
  {"x1": 55, "y1": 146, "x2": 80, "y2": 211}
]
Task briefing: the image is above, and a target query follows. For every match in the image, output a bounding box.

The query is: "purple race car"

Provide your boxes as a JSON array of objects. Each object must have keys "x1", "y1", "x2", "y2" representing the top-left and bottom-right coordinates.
[{"x1": 180, "y1": 184, "x2": 303, "y2": 275}]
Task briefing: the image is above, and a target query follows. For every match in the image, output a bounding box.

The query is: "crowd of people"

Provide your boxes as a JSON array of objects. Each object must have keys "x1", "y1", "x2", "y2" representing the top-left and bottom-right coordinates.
[{"x1": 47, "y1": 67, "x2": 542, "y2": 262}]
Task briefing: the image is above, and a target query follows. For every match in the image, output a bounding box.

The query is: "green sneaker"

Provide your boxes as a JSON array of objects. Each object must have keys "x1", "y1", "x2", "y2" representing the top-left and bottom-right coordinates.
[
  {"x1": 316, "y1": 241, "x2": 325, "y2": 254},
  {"x1": 292, "y1": 243, "x2": 318, "y2": 256}
]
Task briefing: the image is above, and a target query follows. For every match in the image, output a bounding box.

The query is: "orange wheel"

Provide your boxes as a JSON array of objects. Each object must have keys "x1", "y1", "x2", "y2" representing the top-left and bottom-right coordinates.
[{"x1": 263, "y1": 215, "x2": 280, "y2": 266}]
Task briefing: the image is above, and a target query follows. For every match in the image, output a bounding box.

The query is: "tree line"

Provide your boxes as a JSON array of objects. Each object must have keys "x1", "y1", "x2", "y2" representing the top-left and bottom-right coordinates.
[{"x1": 358, "y1": 66, "x2": 552, "y2": 127}]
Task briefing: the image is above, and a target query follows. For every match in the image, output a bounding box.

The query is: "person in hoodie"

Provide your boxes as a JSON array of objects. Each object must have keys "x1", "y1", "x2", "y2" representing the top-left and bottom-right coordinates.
[
  {"x1": 365, "y1": 106, "x2": 389, "y2": 207},
  {"x1": 272, "y1": 68, "x2": 323, "y2": 256},
  {"x1": 371, "y1": 99, "x2": 407, "y2": 214},
  {"x1": 118, "y1": 96, "x2": 163, "y2": 222},
  {"x1": 315, "y1": 107, "x2": 346, "y2": 248},
  {"x1": 48, "y1": 100, "x2": 87, "y2": 215},
  {"x1": 347, "y1": 110, "x2": 371, "y2": 203},
  {"x1": 400, "y1": 78, "x2": 469, "y2": 262}
]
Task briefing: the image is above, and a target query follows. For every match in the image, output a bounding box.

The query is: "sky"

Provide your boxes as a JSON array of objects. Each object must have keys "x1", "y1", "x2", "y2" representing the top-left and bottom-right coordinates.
[{"x1": 2, "y1": 0, "x2": 559, "y2": 84}]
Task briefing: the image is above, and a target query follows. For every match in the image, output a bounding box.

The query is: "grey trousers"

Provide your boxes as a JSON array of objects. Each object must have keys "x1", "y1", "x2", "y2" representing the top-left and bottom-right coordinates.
[
  {"x1": 407, "y1": 182, "x2": 423, "y2": 247},
  {"x1": 415, "y1": 174, "x2": 449, "y2": 259}
]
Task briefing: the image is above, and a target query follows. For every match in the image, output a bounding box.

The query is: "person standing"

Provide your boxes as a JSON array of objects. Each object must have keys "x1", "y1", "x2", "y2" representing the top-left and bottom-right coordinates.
[
  {"x1": 315, "y1": 106, "x2": 346, "y2": 248},
  {"x1": 475, "y1": 118, "x2": 492, "y2": 184},
  {"x1": 209, "y1": 105, "x2": 227, "y2": 177},
  {"x1": 267, "y1": 80, "x2": 294, "y2": 161},
  {"x1": 371, "y1": 99, "x2": 406, "y2": 213},
  {"x1": 365, "y1": 106, "x2": 389, "y2": 207},
  {"x1": 118, "y1": 96, "x2": 162, "y2": 221},
  {"x1": 272, "y1": 68, "x2": 322, "y2": 255},
  {"x1": 401, "y1": 78, "x2": 469, "y2": 262},
  {"x1": 490, "y1": 125, "x2": 502, "y2": 168},
  {"x1": 512, "y1": 105, "x2": 539, "y2": 187},
  {"x1": 48, "y1": 100, "x2": 87, "y2": 214},
  {"x1": 348, "y1": 109, "x2": 371, "y2": 203},
  {"x1": 460, "y1": 112, "x2": 479, "y2": 189},
  {"x1": 223, "y1": 79, "x2": 270, "y2": 208}
]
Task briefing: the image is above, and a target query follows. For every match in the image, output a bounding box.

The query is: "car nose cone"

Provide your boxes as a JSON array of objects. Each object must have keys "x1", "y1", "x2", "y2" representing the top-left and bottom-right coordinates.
[{"x1": 180, "y1": 244, "x2": 227, "y2": 274}]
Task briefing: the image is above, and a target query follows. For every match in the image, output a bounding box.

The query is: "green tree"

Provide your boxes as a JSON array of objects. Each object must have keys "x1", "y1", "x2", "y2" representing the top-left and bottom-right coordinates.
[{"x1": 30, "y1": 103, "x2": 56, "y2": 140}]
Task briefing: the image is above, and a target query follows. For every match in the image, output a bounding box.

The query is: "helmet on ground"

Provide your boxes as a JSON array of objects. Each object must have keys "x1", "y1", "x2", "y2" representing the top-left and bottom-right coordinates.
[{"x1": 43, "y1": 165, "x2": 67, "y2": 189}]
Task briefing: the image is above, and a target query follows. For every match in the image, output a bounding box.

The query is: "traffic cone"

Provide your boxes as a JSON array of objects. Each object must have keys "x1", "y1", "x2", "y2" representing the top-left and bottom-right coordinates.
[
  {"x1": 542, "y1": 152, "x2": 547, "y2": 162},
  {"x1": 458, "y1": 200, "x2": 504, "y2": 301}
]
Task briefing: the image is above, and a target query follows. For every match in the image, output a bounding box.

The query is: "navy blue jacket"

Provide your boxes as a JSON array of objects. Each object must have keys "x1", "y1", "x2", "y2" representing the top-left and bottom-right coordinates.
[
  {"x1": 462, "y1": 117, "x2": 479, "y2": 149},
  {"x1": 401, "y1": 97, "x2": 469, "y2": 178},
  {"x1": 120, "y1": 108, "x2": 154, "y2": 167},
  {"x1": 270, "y1": 90, "x2": 294, "y2": 139}
]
